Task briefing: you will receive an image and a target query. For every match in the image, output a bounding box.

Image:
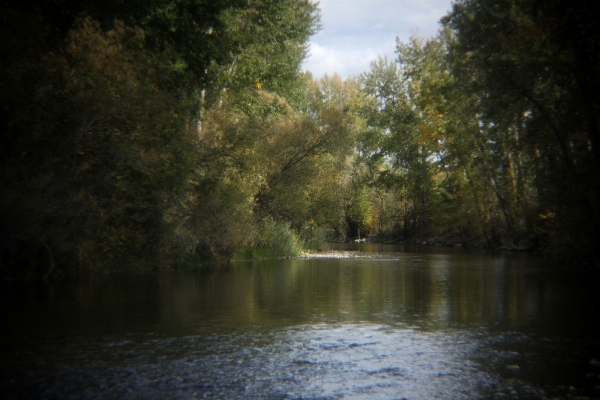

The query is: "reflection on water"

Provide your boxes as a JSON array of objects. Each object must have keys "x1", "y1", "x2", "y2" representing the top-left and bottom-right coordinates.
[{"x1": 1, "y1": 245, "x2": 600, "y2": 398}]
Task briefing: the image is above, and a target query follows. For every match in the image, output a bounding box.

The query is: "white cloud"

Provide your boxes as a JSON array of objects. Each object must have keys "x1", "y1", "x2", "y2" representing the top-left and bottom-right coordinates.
[
  {"x1": 303, "y1": 0, "x2": 453, "y2": 78},
  {"x1": 305, "y1": 41, "x2": 394, "y2": 79}
]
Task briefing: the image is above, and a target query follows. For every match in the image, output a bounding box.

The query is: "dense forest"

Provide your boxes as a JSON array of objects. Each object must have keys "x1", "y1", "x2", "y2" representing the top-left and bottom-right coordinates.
[{"x1": 1, "y1": 0, "x2": 599, "y2": 275}]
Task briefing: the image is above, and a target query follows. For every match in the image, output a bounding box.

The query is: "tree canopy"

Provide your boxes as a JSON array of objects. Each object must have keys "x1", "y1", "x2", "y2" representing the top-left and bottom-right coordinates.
[{"x1": 1, "y1": 0, "x2": 598, "y2": 277}]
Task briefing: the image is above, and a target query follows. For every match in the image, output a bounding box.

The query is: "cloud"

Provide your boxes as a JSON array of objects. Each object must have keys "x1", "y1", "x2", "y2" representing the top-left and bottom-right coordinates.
[
  {"x1": 303, "y1": 0, "x2": 453, "y2": 78},
  {"x1": 304, "y1": 40, "x2": 394, "y2": 79}
]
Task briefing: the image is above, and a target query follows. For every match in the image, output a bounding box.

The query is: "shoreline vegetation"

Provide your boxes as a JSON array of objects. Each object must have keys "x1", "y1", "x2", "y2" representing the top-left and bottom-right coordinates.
[{"x1": 2, "y1": 0, "x2": 599, "y2": 278}]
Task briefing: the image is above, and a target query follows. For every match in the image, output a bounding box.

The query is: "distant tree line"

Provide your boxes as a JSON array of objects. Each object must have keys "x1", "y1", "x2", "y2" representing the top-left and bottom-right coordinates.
[{"x1": 1, "y1": 0, "x2": 598, "y2": 275}]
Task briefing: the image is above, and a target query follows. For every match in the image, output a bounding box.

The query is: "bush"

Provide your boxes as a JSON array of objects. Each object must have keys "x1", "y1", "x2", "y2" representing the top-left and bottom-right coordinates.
[{"x1": 233, "y1": 217, "x2": 303, "y2": 260}]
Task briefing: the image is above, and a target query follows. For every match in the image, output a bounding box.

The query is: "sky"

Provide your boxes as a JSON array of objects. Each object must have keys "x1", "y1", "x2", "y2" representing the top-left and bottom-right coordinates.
[{"x1": 302, "y1": 0, "x2": 454, "y2": 78}]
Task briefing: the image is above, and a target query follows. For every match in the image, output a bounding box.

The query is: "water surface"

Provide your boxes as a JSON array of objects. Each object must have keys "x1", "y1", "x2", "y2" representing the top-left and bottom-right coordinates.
[{"x1": 2, "y1": 244, "x2": 599, "y2": 398}]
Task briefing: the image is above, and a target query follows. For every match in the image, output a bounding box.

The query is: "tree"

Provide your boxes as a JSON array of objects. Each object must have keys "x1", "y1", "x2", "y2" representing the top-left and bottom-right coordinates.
[
  {"x1": 443, "y1": 0, "x2": 600, "y2": 251},
  {"x1": 0, "y1": 0, "x2": 323, "y2": 271}
]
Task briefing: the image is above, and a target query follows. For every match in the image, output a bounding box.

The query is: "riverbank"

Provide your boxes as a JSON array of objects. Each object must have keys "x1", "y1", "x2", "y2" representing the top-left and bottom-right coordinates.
[
  {"x1": 296, "y1": 250, "x2": 384, "y2": 259},
  {"x1": 348, "y1": 233, "x2": 539, "y2": 252},
  {"x1": 331, "y1": 235, "x2": 599, "y2": 273}
]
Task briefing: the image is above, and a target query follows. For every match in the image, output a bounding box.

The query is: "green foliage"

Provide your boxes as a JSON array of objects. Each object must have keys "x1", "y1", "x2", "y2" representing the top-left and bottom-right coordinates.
[
  {"x1": 441, "y1": 0, "x2": 600, "y2": 250},
  {"x1": 142, "y1": 0, "x2": 319, "y2": 109},
  {"x1": 232, "y1": 217, "x2": 304, "y2": 260},
  {"x1": 1, "y1": 18, "x2": 195, "y2": 269},
  {"x1": 2, "y1": 0, "x2": 598, "y2": 274},
  {"x1": 254, "y1": 217, "x2": 304, "y2": 257},
  {"x1": 0, "y1": 0, "x2": 324, "y2": 273},
  {"x1": 340, "y1": 0, "x2": 599, "y2": 255}
]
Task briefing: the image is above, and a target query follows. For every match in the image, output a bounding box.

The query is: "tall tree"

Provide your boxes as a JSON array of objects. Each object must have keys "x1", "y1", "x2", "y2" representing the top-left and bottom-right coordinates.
[
  {"x1": 443, "y1": 0, "x2": 600, "y2": 251},
  {"x1": 0, "y1": 0, "x2": 323, "y2": 271}
]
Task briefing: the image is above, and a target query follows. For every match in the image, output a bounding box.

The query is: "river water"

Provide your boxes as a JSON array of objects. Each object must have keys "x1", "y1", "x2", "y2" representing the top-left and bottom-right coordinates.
[{"x1": 1, "y1": 244, "x2": 600, "y2": 399}]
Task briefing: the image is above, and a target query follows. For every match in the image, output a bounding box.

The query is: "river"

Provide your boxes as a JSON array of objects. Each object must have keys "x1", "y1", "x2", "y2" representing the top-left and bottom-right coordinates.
[{"x1": 1, "y1": 244, "x2": 599, "y2": 399}]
